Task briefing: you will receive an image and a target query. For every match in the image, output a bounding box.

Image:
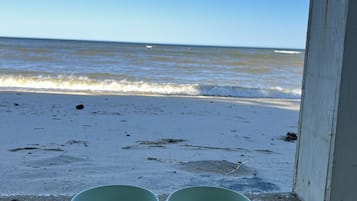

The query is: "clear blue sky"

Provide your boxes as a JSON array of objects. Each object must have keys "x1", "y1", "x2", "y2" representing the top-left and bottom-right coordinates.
[{"x1": 0, "y1": 0, "x2": 309, "y2": 48}]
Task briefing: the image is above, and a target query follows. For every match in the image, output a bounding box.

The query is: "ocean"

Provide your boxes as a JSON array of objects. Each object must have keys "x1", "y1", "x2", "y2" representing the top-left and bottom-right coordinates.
[{"x1": 0, "y1": 37, "x2": 304, "y2": 99}]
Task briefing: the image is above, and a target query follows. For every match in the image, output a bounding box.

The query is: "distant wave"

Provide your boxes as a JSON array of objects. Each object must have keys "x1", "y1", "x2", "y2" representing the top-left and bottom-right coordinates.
[
  {"x1": 199, "y1": 85, "x2": 301, "y2": 99},
  {"x1": 274, "y1": 50, "x2": 302, "y2": 54},
  {"x1": 0, "y1": 74, "x2": 301, "y2": 99}
]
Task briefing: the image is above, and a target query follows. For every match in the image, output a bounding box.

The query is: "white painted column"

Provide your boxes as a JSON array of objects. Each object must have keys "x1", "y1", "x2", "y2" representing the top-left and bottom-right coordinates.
[{"x1": 294, "y1": 0, "x2": 357, "y2": 201}]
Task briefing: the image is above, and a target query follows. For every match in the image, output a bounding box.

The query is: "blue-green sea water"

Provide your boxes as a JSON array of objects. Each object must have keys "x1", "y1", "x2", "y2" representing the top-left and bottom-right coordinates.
[{"x1": 0, "y1": 37, "x2": 304, "y2": 98}]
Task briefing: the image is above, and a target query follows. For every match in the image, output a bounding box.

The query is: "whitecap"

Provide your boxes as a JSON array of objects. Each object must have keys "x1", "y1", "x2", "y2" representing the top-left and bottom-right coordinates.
[{"x1": 274, "y1": 50, "x2": 302, "y2": 54}]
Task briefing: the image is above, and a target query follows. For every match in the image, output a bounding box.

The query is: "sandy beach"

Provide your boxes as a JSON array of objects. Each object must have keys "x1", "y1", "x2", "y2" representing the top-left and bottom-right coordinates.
[{"x1": 0, "y1": 91, "x2": 300, "y2": 195}]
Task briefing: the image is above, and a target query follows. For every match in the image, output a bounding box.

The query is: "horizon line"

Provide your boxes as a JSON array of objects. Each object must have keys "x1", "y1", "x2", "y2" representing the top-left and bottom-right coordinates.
[{"x1": 0, "y1": 36, "x2": 305, "y2": 50}]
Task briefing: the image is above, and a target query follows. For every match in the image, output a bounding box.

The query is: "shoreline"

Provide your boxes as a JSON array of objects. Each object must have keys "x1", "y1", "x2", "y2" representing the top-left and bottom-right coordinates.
[
  {"x1": 0, "y1": 91, "x2": 300, "y2": 195},
  {"x1": 0, "y1": 89, "x2": 301, "y2": 106}
]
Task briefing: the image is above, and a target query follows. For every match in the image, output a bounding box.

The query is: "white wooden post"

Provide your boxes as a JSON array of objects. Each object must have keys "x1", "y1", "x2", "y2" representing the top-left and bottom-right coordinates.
[{"x1": 294, "y1": 0, "x2": 357, "y2": 201}]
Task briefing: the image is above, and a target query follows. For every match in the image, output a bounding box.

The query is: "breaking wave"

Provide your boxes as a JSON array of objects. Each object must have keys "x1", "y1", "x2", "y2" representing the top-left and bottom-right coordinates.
[
  {"x1": 274, "y1": 50, "x2": 302, "y2": 54},
  {"x1": 0, "y1": 73, "x2": 301, "y2": 99}
]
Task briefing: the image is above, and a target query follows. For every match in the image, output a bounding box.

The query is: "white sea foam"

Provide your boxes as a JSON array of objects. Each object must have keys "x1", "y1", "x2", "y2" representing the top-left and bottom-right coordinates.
[
  {"x1": 0, "y1": 74, "x2": 301, "y2": 99},
  {"x1": 274, "y1": 50, "x2": 302, "y2": 54},
  {"x1": 0, "y1": 74, "x2": 200, "y2": 96}
]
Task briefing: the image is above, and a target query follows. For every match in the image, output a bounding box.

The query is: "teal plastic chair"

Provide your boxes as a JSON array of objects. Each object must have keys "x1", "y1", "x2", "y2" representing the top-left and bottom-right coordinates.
[
  {"x1": 71, "y1": 185, "x2": 159, "y2": 201},
  {"x1": 167, "y1": 186, "x2": 251, "y2": 201}
]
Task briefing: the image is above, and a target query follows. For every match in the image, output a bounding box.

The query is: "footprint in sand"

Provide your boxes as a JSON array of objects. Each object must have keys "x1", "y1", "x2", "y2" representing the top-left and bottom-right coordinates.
[
  {"x1": 24, "y1": 155, "x2": 88, "y2": 168},
  {"x1": 178, "y1": 160, "x2": 256, "y2": 177}
]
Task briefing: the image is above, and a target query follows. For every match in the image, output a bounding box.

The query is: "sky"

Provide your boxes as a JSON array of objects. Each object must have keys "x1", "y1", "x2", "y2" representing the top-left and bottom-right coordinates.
[{"x1": 0, "y1": 0, "x2": 309, "y2": 49}]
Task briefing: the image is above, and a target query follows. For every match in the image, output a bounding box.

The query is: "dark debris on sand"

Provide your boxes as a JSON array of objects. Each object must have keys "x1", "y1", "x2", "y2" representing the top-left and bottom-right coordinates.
[
  {"x1": 64, "y1": 140, "x2": 88, "y2": 147},
  {"x1": 8, "y1": 147, "x2": 64, "y2": 152},
  {"x1": 284, "y1": 132, "x2": 298, "y2": 142},
  {"x1": 138, "y1": 138, "x2": 185, "y2": 145},
  {"x1": 75, "y1": 104, "x2": 84, "y2": 110}
]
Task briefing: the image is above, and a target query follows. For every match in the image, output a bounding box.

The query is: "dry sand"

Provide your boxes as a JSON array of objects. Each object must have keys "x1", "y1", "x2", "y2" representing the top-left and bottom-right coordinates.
[{"x1": 0, "y1": 92, "x2": 300, "y2": 195}]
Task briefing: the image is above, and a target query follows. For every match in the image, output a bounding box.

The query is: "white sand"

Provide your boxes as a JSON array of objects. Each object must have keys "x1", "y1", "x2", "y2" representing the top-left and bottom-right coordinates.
[{"x1": 0, "y1": 92, "x2": 300, "y2": 195}]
